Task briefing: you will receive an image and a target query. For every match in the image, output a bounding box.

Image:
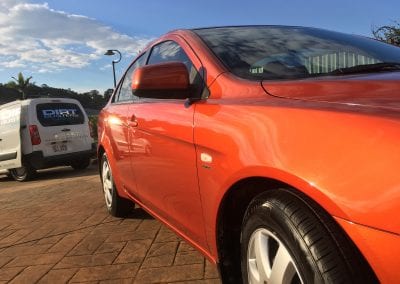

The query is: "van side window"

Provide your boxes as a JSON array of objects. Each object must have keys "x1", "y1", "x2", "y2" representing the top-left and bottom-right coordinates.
[{"x1": 115, "y1": 53, "x2": 147, "y2": 103}]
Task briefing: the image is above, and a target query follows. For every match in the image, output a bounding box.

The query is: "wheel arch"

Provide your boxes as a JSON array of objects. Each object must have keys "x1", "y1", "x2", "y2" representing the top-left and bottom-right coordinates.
[
  {"x1": 214, "y1": 173, "x2": 375, "y2": 283},
  {"x1": 215, "y1": 176, "x2": 291, "y2": 282},
  {"x1": 97, "y1": 144, "x2": 106, "y2": 176}
]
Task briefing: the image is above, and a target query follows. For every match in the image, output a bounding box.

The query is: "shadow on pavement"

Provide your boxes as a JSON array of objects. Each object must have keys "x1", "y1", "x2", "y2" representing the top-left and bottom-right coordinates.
[
  {"x1": 127, "y1": 207, "x2": 155, "y2": 220},
  {"x1": 0, "y1": 163, "x2": 98, "y2": 183}
]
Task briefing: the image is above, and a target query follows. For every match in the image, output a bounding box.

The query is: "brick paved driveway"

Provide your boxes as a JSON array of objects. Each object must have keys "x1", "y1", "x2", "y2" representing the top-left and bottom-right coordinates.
[{"x1": 0, "y1": 165, "x2": 221, "y2": 283}]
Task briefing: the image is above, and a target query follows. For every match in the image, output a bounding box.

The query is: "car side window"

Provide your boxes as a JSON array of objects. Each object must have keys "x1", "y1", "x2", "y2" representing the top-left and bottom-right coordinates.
[
  {"x1": 115, "y1": 53, "x2": 147, "y2": 103},
  {"x1": 147, "y1": 41, "x2": 200, "y2": 86}
]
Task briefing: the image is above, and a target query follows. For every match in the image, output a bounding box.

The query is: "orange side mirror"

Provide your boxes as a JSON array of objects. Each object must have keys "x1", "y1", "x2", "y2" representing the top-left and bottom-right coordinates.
[{"x1": 131, "y1": 62, "x2": 190, "y2": 99}]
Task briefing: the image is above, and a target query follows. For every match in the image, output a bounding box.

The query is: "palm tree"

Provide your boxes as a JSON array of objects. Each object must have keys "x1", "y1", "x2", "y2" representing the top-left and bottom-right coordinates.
[{"x1": 11, "y1": 72, "x2": 33, "y2": 100}]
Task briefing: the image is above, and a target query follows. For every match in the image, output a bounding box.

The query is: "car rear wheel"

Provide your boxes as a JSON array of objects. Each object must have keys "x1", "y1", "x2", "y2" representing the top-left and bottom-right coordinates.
[
  {"x1": 71, "y1": 158, "x2": 91, "y2": 170},
  {"x1": 101, "y1": 153, "x2": 134, "y2": 217},
  {"x1": 241, "y1": 189, "x2": 377, "y2": 284},
  {"x1": 9, "y1": 164, "x2": 36, "y2": 182}
]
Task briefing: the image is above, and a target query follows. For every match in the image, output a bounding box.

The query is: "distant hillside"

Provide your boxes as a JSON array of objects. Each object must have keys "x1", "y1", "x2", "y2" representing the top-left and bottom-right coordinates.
[{"x1": 0, "y1": 84, "x2": 109, "y2": 111}]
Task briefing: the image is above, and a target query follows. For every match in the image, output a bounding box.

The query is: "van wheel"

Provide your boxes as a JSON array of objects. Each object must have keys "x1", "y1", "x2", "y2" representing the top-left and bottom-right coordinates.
[
  {"x1": 241, "y1": 189, "x2": 377, "y2": 284},
  {"x1": 10, "y1": 164, "x2": 36, "y2": 182},
  {"x1": 71, "y1": 158, "x2": 91, "y2": 170},
  {"x1": 101, "y1": 153, "x2": 134, "y2": 217}
]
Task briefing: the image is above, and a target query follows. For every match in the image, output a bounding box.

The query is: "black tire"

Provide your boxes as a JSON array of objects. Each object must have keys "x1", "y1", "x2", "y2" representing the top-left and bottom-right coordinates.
[
  {"x1": 100, "y1": 153, "x2": 134, "y2": 217},
  {"x1": 71, "y1": 158, "x2": 91, "y2": 170},
  {"x1": 9, "y1": 164, "x2": 36, "y2": 182},
  {"x1": 241, "y1": 189, "x2": 377, "y2": 284}
]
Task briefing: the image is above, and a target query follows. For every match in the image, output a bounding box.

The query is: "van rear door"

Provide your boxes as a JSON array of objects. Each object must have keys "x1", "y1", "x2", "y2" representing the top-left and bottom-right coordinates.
[
  {"x1": 33, "y1": 100, "x2": 92, "y2": 157},
  {"x1": 0, "y1": 102, "x2": 22, "y2": 170}
]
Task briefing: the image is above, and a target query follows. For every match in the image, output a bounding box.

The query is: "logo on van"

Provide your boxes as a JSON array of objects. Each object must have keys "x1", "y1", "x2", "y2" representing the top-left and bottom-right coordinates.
[{"x1": 42, "y1": 109, "x2": 79, "y2": 119}]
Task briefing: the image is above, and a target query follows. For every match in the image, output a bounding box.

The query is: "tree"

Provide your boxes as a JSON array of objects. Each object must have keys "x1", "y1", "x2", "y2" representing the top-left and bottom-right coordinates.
[
  {"x1": 103, "y1": 88, "x2": 114, "y2": 101},
  {"x1": 372, "y1": 22, "x2": 400, "y2": 46},
  {"x1": 10, "y1": 72, "x2": 33, "y2": 100}
]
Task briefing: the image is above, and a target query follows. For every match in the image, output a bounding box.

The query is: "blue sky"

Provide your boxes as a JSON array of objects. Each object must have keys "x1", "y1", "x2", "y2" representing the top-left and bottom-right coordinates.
[{"x1": 0, "y1": 0, "x2": 399, "y2": 94}]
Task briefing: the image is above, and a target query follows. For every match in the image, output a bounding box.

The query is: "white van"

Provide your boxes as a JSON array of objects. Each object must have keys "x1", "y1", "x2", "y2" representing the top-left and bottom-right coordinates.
[{"x1": 0, "y1": 98, "x2": 96, "y2": 181}]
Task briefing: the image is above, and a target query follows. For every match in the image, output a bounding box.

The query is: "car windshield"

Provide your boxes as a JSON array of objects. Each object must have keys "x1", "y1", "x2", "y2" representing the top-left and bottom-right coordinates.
[{"x1": 193, "y1": 26, "x2": 400, "y2": 80}]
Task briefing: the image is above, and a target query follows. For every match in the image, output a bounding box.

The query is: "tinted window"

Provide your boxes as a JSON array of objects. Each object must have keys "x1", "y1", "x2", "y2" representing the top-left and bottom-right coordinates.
[
  {"x1": 193, "y1": 26, "x2": 400, "y2": 80},
  {"x1": 147, "y1": 41, "x2": 205, "y2": 98},
  {"x1": 116, "y1": 53, "x2": 147, "y2": 102},
  {"x1": 148, "y1": 41, "x2": 194, "y2": 71},
  {"x1": 36, "y1": 103, "x2": 84, "y2": 127}
]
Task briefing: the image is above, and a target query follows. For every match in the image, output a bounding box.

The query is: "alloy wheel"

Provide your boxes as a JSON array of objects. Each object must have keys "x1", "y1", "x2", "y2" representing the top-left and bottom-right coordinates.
[
  {"x1": 102, "y1": 160, "x2": 113, "y2": 208},
  {"x1": 247, "y1": 228, "x2": 303, "y2": 284}
]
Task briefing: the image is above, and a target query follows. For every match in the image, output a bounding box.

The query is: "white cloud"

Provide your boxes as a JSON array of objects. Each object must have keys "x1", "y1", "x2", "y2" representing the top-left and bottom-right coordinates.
[{"x1": 0, "y1": 1, "x2": 152, "y2": 72}]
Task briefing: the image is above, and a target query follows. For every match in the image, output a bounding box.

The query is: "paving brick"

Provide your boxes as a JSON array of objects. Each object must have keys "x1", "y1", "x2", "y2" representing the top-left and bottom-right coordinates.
[
  {"x1": 147, "y1": 242, "x2": 178, "y2": 257},
  {"x1": 169, "y1": 279, "x2": 221, "y2": 284},
  {"x1": 95, "y1": 242, "x2": 125, "y2": 254},
  {"x1": 0, "y1": 256, "x2": 12, "y2": 268},
  {"x1": 55, "y1": 252, "x2": 119, "y2": 269},
  {"x1": 50, "y1": 224, "x2": 83, "y2": 235},
  {"x1": 0, "y1": 224, "x2": 10, "y2": 231},
  {"x1": 13, "y1": 240, "x2": 37, "y2": 247},
  {"x1": 174, "y1": 251, "x2": 204, "y2": 265},
  {"x1": 0, "y1": 229, "x2": 33, "y2": 246},
  {"x1": 0, "y1": 229, "x2": 15, "y2": 240},
  {"x1": 177, "y1": 242, "x2": 196, "y2": 253},
  {"x1": 47, "y1": 231, "x2": 87, "y2": 253},
  {"x1": 5, "y1": 253, "x2": 64, "y2": 267},
  {"x1": 114, "y1": 240, "x2": 152, "y2": 264},
  {"x1": 70, "y1": 263, "x2": 139, "y2": 282},
  {"x1": 204, "y1": 261, "x2": 220, "y2": 279},
  {"x1": 68, "y1": 233, "x2": 109, "y2": 256},
  {"x1": 106, "y1": 230, "x2": 158, "y2": 243},
  {"x1": 141, "y1": 254, "x2": 174, "y2": 268},
  {"x1": 78, "y1": 211, "x2": 108, "y2": 228},
  {"x1": 90, "y1": 223, "x2": 134, "y2": 236},
  {"x1": 0, "y1": 167, "x2": 222, "y2": 283},
  {"x1": 154, "y1": 229, "x2": 181, "y2": 243},
  {"x1": 0, "y1": 244, "x2": 52, "y2": 257},
  {"x1": 100, "y1": 278, "x2": 134, "y2": 284},
  {"x1": 36, "y1": 234, "x2": 64, "y2": 245},
  {"x1": 18, "y1": 227, "x2": 55, "y2": 243},
  {"x1": 136, "y1": 220, "x2": 161, "y2": 231},
  {"x1": 6, "y1": 218, "x2": 41, "y2": 230},
  {"x1": 134, "y1": 264, "x2": 204, "y2": 283},
  {"x1": 9, "y1": 264, "x2": 52, "y2": 284},
  {"x1": 0, "y1": 267, "x2": 24, "y2": 281},
  {"x1": 37, "y1": 268, "x2": 78, "y2": 283}
]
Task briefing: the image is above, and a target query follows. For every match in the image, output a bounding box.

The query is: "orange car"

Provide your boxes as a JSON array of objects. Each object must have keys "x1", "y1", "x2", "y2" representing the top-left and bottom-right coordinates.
[{"x1": 98, "y1": 26, "x2": 400, "y2": 283}]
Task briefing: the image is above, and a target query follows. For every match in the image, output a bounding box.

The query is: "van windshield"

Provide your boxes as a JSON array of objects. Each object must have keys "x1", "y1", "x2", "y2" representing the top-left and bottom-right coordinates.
[{"x1": 36, "y1": 103, "x2": 84, "y2": 127}]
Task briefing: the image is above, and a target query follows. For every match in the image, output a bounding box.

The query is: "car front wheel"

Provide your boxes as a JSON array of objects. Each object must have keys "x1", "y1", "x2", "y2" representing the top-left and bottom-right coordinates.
[
  {"x1": 241, "y1": 189, "x2": 378, "y2": 284},
  {"x1": 101, "y1": 153, "x2": 134, "y2": 217}
]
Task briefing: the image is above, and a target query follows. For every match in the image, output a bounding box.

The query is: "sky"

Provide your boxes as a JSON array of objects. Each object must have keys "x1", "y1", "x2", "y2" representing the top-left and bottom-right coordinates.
[{"x1": 0, "y1": 0, "x2": 399, "y2": 94}]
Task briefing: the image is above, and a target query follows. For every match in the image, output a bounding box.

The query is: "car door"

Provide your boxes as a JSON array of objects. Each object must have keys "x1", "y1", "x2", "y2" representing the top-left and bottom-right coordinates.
[
  {"x1": 130, "y1": 39, "x2": 208, "y2": 246},
  {"x1": 104, "y1": 53, "x2": 147, "y2": 194},
  {"x1": 0, "y1": 102, "x2": 22, "y2": 170}
]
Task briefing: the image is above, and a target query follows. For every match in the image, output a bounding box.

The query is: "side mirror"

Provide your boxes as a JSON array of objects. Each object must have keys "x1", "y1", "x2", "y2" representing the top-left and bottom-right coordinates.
[{"x1": 131, "y1": 62, "x2": 190, "y2": 99}]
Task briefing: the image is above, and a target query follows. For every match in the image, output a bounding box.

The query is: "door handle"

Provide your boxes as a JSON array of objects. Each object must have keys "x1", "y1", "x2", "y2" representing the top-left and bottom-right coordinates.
[
  {"x1": 61, "y1": 128, "x2": 71, "y2": 132},
  {"x1": 128, "y1": 115, "x2": 138, "y2": 127}
]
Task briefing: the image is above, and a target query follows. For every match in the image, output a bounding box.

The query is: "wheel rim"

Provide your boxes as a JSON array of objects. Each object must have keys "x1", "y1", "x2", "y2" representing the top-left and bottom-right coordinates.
[
  {"x1": 247, "y1": 228, "x2": 303, "y2": 284},
  {"x1": 102, "y1": 159, "x2": 113, "y2": 208},
  {"x1": 14, "y1": 167, "x2": 26, "y2": 177}
]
